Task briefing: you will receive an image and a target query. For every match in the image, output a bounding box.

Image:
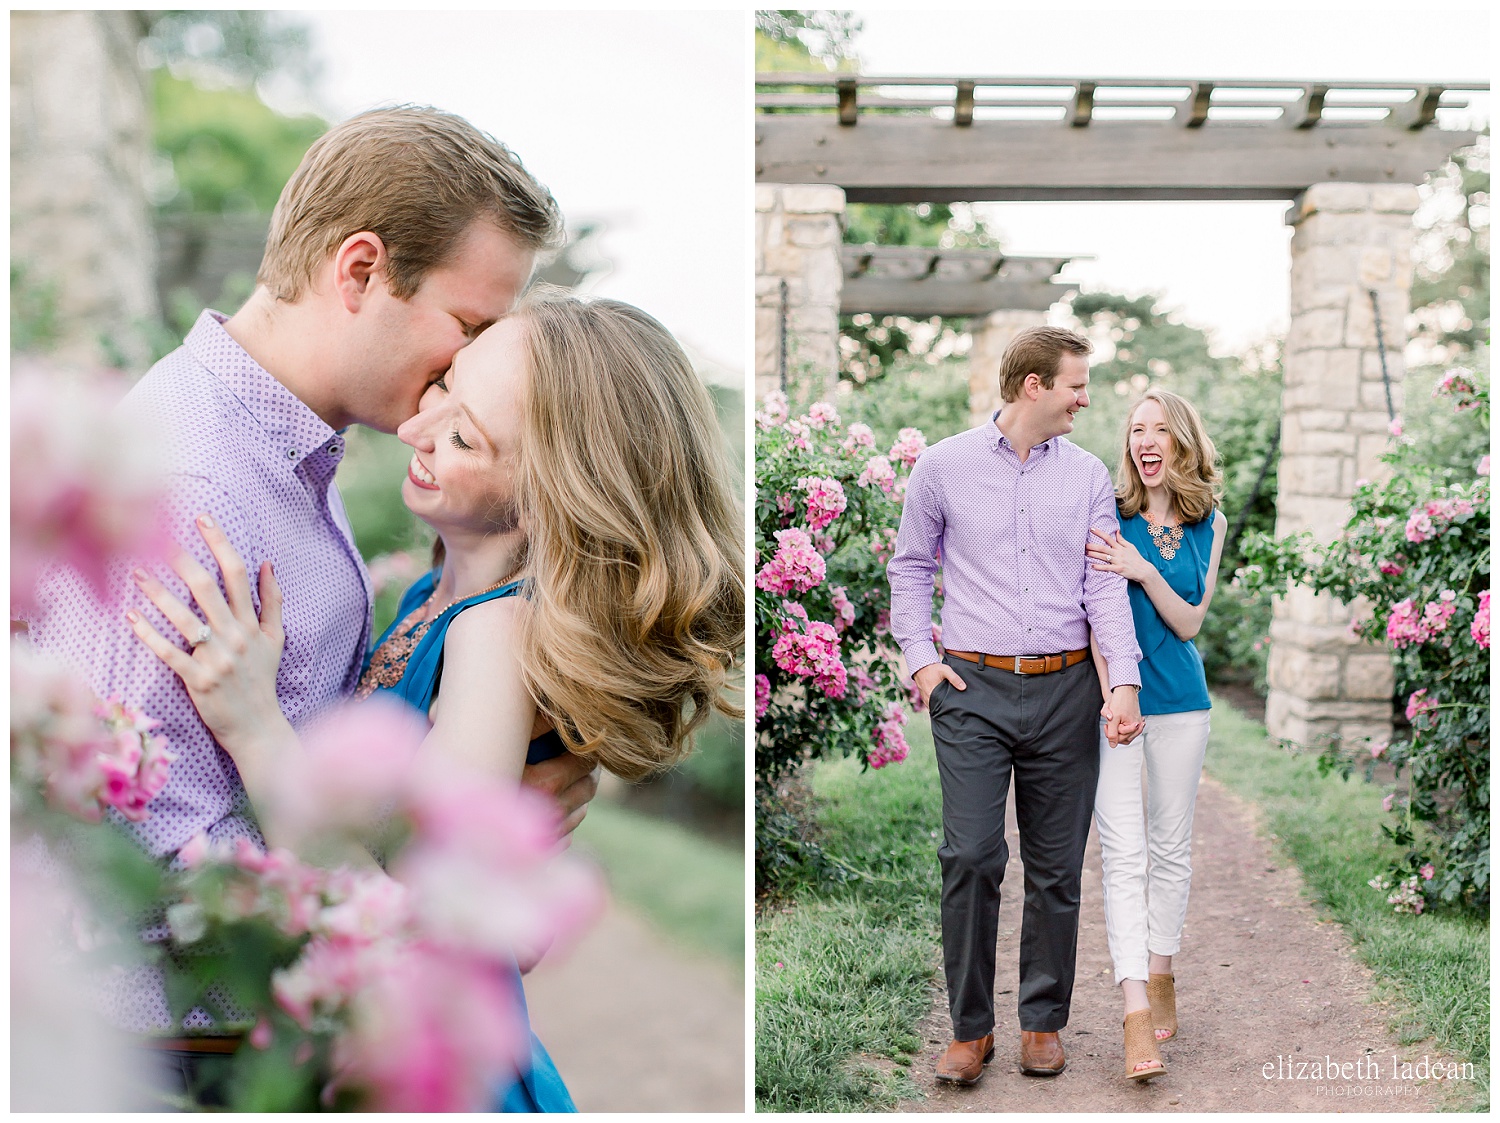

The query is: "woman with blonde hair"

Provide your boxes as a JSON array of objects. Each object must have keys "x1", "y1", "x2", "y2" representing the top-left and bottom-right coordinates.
[
  {"x1": 127, "y1": 290, "x2": 744, "y2": 1111},
  {"x1": 1085, "y1": 387, "x2": 1226, "y2": 1083}
]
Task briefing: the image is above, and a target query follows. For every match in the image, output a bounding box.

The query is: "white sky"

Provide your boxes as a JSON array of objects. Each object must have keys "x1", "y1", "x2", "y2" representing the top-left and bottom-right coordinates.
[
  {"x1": 297, "y1": 10, "x2": 749, "y2": 376},
  {"x1": 851, "y1": 8, "x2": 1491, "y2": 354}
]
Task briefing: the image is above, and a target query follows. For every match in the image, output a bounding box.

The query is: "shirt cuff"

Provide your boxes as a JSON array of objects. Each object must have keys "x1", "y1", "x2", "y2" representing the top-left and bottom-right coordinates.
[
  {"x1": 902, "y1": 641, "x2": 941, "y2": 679},
  {"x1": 1105, "y1": 659, "x2": 1142, "y2": 690}
]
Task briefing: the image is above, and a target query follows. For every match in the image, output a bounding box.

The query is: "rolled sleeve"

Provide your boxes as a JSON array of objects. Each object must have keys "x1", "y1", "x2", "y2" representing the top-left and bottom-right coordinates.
[
  {"x1": 887, "y1": 456, "x2": 944, "y2": 677},
  {"x1": 1081, "y1": 470, "x2": 1142, "y2": 689}
]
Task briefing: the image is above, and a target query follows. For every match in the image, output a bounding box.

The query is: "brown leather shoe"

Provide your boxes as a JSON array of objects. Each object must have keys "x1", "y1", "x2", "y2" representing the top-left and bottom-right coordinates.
[
  {"x1": 935, "y1": 1034, "x2": 995, "y2": 1085},
  {"x1": 1020, "y1": 1030, "x2": 1066, "y2": 1076}
]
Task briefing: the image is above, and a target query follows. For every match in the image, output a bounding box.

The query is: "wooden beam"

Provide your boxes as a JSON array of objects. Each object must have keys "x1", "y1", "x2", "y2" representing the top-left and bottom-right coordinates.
[
  {"x1": 756, "y1": 116, "x2": 1478, "y2": 201},
  {"x1": 841, "y1": 277, "x2": 1074, "y2": 316}
]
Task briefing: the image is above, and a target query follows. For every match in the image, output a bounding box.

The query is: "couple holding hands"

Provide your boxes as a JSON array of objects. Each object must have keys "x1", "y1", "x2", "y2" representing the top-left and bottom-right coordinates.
[{"x1": 890, "y1": 326, "x2": 1227, "y2": 1085}]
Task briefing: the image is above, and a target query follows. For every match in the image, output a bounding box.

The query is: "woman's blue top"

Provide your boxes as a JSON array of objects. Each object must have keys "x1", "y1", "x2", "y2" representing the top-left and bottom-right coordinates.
[
  {"x1": 364, "y1": 568, "x2": 575, "y2": 1113},
  {"x1": 367, "y1": 569, "x2": 565, "y2": 766},
  {"x1": 1118, "y1": 511, "x2": 1215, "y2": 716}
]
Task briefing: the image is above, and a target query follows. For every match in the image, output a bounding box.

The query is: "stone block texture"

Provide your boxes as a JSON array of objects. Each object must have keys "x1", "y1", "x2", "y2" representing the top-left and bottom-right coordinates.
[{"x1": 754, "y1": 183, "x2": 844, "y2": 401}]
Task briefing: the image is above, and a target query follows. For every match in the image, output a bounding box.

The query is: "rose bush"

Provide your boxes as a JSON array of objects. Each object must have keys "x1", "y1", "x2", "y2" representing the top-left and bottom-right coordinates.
[
  {"x1": 1242, "y1": 364, "x2": 1489, "y2": 911},
  {"x1": 754, "y1": 392, "x2": 937, "y2": 886}
]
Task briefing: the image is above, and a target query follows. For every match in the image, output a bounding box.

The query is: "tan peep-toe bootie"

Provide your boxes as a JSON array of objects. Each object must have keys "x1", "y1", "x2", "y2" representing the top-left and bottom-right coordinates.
[
  {"x1": 1123, "y1": 1009, "x2": 1166, "y2": 1081},
  {"x1": 1147, "y1": 973, "x2": 1178, "y2": 1041}
]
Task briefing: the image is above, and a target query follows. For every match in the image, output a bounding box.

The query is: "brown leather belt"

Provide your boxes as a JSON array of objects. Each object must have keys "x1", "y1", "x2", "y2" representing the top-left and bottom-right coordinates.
[
  {"x1": 138, "y1": 1034, "x2": 244, "y2": 1054},
  {"x1": 944, "y1": 648, "x2": 1089, "y2": 675}
]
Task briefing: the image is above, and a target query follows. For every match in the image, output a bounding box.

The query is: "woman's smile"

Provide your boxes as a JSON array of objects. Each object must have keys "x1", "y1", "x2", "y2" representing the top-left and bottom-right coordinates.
[{"x1": 408, "y1": 454, "x2": 440, "y2": 490}]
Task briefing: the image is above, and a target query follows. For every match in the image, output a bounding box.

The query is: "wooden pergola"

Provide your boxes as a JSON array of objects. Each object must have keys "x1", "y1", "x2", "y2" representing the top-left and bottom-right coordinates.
[
  {"x1": 840, "y1": 247, "x2": 1076, "y2": 316},
  {"x1": 756, "y1": 75, "x2": 1484, "y2": 201}
]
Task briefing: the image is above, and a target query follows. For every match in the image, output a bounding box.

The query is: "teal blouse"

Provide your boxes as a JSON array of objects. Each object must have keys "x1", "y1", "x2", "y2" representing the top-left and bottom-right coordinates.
[{"x1": 1118, "y1": 510, "x2": 1216, "y2": 716}]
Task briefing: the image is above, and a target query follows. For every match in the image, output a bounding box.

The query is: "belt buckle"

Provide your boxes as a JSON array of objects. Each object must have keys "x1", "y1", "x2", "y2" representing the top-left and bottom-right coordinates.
[{"x1": 1013, "y1": 654, "x2": 1041, "y2": 675}]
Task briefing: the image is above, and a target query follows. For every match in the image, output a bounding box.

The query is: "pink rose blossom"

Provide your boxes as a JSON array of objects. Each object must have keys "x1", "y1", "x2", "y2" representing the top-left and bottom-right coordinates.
[
  {"x1": 1404, "y1": 510, "x2": 1435, "y2": 543},
  {"x1": 1471, "y1": 590, "x2": 1490, "y2": 649},
  {"x1": 755, "y1": 391, "x2": 789, "y2": 429},
  {"x1": 857, "y1": 455, "x2": 897, "y2": 493},
  {"x1": 755, "y1": 528, "x2": 827, "y2": 595},
  {"x1": 842, "y1": 423, "x2": 876, "y2": 453},
  {"x1": 771, "y1": 609, "x2": 848, "y2": 699},
  {"x1": 868, "y1": 703, "x2": 910, "y2": 769},
  {"x1": 804, "y1": 402, "x2": 840, "y2": 430},
  {"x1": 754, "y1": 674, "x2": 771, "y2": 722},
  {"x1": 1369, "y1": 741, "x2": 1386, "y2": 760},
  {"x1": 871, "y1": 527, "x2": 898, "y2": 566},
  {"x1": 829, "y1": 585, "x2": 856, "y2": 632},
  {"x1": 1477, "y1": 454, "x2": 1490, "y2": 476},
  {"x1": 1377, "y1": 560, "x2": 1404, "y2": 576},
  {"x1": 798, "y1": 476, "x2": 848, "y2": 532},
  {"x1": 851, "y1": 665, "x2": 876, "y2": 705},
  {"x1": 1404, "y1": 688, "x2": 1436, "y2": 724},
  {"x1": 1419, "y1": 863, "x2": 1435, "y2": 881},
  {"x1": 1388, "y1": 417, "x2": 1403, "y2": 438},
  {"x1": 1382, "y1": 793, "x2": 1396, "y2": 812},
  {"x1": 888, "y1": 427, "x2": 927, "y2": 469}
]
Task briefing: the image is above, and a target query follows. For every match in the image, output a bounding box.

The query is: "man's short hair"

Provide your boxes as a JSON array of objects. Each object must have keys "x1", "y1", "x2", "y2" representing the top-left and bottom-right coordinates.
[
  {"x1": 997, "y1": 326, "x2": 1093, "y2": 402},
  {"x1": 258, "y1": 106, "x2": 562, "y2": 302}
]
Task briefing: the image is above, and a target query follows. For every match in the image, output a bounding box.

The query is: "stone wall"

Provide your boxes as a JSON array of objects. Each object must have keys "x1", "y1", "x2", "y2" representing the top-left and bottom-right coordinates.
[
  {"x1": 754, "y1": 184, "x2": 844, "y2": 401},
  {"x1": 966, "y1": 309, "x2": 1050, "y2": 426},
  {"x1": 11, "y1": 11, "x2": 157, "y2": 369},
  {"x1": 1265, "y1": 182, "x2": 1419, "y2": 749}
]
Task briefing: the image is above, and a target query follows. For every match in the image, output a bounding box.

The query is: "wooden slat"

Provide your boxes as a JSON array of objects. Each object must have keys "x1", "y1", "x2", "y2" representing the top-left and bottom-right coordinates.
[
  {"x1": 757, "y1": 115, "x2": 1478, "y2": 200},
  {"x1": 756, "y1": 72, "x2": 1488, "y2": 93},
  {"x1": 841, "y1": 277, "x2": 1074, "y2": 316}
]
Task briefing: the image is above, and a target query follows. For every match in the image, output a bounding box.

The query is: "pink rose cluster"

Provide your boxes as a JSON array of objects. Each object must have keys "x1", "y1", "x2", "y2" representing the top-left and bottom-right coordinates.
[
  {"x1": 888, "y1": 427, "x2": 927, "y2": 468},
  {"x1": 755, "y1": 390, "x2": 790, "y2": 430},
  {"x1": 771, "y1": 602, "x2": 848, "y2": 699},
  {"x1": 1433, "y1": 367, "x2": 1480, "y2": 409},
  {"x1": 755, "y1": 674, "x2": 771, "y2": 721},
  {"x1": 842, "y1": 423, "x2": 876, "y2": 454},
  {"x1": 858, "y1": 455, "x2": 897, "y2": 493},
  {"x1": 1405, "y1": 497, "x2": 1476, "y2": 543},
  {"x1": 868, "y1": 702, "x2": 910, "y2": 769},
  {"x1": 755, "y1": 528, "x2": 826, "y2": 595},
  {"x1": 1471, "y1": 590, "x2": 1490, "y2": 649},
  {"x1": 805, "y1": 401, "x2": 841, "y2": 430},
  {"x1": 10, "y1": 643, "x2": 176, "y2": 824},
  {"x1": 798, "y1": 476, "x2": 848, "y2": 532},
  {"x1": 1386, "y1": 591, "x2": 1458, "y2": 648}
]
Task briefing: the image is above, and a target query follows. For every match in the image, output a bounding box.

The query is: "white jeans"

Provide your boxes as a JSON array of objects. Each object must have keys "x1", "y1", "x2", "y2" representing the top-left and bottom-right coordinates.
[{"x1": 1094, "y1": 709, "x2": 1210, "y2": 986}]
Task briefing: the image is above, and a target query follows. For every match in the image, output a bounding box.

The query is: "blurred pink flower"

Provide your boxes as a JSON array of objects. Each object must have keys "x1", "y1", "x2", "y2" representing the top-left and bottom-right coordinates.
[
  {"x1": 1369, "y1": 740, "x2": 1386, "y2": 760},
  {"x1": 804, "y1": 402, "x2": 840, "y2": 430},
  {"x1": 1387, "y1": 417, "x2": 1403, "y2": 438},
  {"x1": 841, "y1": 423, "x2": 876, "y2": 453},
  {"x1": 754, "y1": 674, "x2": 771, "y2": 721},
  {"x1": 771, "y1": 609, "x2": 848, "y2": 700},
  {"x1": 888, "y1": 427, "x2": 927, "y2": 469},
  {"x1": 755, "y1": 391, "x2": 789, "y2": 430},
  {"x1": 1419, "y1": 863, "x2": 1435, "y2": 881},
  {"x1": 1382, "y1": 793, "x2": 1396, "y2": 812},
  {"x1": 829, "y1": 586, "x2": 856, "y2": 633},
  {"x1": 1404, "y1": 510, "x2": 1434, "y2": 543},
  {"x1": 1471, "y1": 590, "x2": 1490, "y2": 649},
  {"x1": 1377, "y1": 559, "x2": 1404, "y2": 576},
  {"x1": 1477, "y1": 454, "x2": 1490, "y2": 477},
  {"x1": 869, "y1": 702, "x2": 910, "y2": 769},
  {"x1": 1404, "y1": 688, "x2": 1436, "y2": 724},
  {"x1": 857, "y1": 455, "x2": 897, "y2": 493},
  {"x1": 10, "y1": 362, "x2": 167, "y2": 614}
]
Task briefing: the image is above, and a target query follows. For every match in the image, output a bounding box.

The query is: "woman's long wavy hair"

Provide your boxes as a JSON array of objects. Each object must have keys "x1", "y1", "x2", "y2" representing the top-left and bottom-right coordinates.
[
  {"x1": 1115, "y1": 388, "x2": 1222, "y2": 524},
  {"x1": 505, "y1": 290, "x2": 744, "y2": 782}
]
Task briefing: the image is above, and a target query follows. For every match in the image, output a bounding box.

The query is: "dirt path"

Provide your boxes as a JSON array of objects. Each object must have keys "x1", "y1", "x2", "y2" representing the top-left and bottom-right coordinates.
[
  {"x1": 900, "y1": 774, "x2": 1457, "y2": 1113},
  {"x1": 523, "y1": 899, "x2": 745, "y2": 1112}
]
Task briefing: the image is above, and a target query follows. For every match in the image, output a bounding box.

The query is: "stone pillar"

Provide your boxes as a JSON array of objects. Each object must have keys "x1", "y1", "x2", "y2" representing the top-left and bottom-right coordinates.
[
  {"x1": 10, "y1": 11, "x2": 158, "y2": 369},
  {"x1": 1265, "y1": 182, "x2": 1419, "y2": 749},
  {"x1": 966, "y1": 309, "x2": 1050, "y2": 426},
  {"x1": 754, "y1": 184, "x2": 844, "y2": 402}
]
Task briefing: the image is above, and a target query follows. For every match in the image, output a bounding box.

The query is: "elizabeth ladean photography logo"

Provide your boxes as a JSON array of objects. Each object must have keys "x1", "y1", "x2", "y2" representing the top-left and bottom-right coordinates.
[{"x1": 1264, "y1": 1054, "x2": 1475, "y2": 1089}]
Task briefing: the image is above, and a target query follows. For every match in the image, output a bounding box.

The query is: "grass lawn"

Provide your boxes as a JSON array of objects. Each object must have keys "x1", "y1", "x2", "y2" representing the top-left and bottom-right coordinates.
[
  {"x1": 1204, "y1": 700, "x2": 1489, "y2": 1112},
  {"x1": 573, "y1": 798, "x2": 744, "y2": 973},
  {"x1": 755, "y1": 717, "x2": 944, "y2": 1112}
]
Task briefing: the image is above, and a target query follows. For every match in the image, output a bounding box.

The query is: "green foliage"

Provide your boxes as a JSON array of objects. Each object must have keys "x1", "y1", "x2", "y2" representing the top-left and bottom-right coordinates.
[
  {"x1": 676, "y1": 710, "x2": 745, "y2": 809},
  {"x1": 1204, "y1": 700, "x2": 1489, "y2": 1109},
  {"x1": 1412, "y1": 136, "x2": 1490, "y2": 359},
  {"x1": 755, "y1": 716, "x2": 942, "y2": 1111},
  {"x1": 10, "y1": 262, "x2": 63, "y2": 354},
  {"x1": 1241, "y1": 363, "x2": 1490, "y2": 910},
  {"x1": 837, "y1": 356, "x2": 972, "y2": 449},
  {"x1": 139, "y1": 10, "x2": 318, "y2": 91},
  {"x1": 754, "y1": 10, "x2": 862, "y2": 70},
  {"x1": 152, "y1": 71, "x2": 326, "y2": 215}
]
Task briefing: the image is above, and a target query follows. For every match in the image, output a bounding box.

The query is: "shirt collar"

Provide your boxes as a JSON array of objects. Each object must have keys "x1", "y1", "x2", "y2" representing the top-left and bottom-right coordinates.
[
  {"x1": 987, "y1": 411, "x2": 1055, "y2": 456},
  {"x1": 185, "y1": 309, "x2": 339, "y2": 468}
]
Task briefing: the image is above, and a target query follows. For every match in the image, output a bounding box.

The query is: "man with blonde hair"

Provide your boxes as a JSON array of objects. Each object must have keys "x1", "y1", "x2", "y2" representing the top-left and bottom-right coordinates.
[
  {"x1": 30, "y1": 107, "x2": 599, "y2": 1089},
  {"x1": 889, "y1": 324, "x2": 1143, "y2": 1086}
]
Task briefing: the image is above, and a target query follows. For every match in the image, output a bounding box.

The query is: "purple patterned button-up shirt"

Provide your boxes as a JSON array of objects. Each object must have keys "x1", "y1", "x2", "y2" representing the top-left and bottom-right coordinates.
[
  {"x1": 888, "y1": 418, "x2": 1142, "y2": 688},
  {"x1": 29, "y1": 310, "x2": 373, "y2": 1029}
]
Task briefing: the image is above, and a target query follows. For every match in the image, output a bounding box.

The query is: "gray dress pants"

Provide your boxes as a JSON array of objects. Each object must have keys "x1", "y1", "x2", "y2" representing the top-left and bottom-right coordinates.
[{"x1": 928, "y1": 653, "x2": 1102, "y2": 1039}]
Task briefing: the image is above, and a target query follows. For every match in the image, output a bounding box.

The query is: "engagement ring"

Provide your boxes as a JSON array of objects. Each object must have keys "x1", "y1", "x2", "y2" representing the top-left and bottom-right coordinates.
[{"x1": 190, "y1": 624, "x2": 212, "y2": 647}]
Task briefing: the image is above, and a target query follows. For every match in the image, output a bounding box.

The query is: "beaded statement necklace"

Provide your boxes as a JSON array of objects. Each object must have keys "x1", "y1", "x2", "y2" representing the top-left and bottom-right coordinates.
[
  {"x1": 355, "y1": 578, "x2": 511, "y2": 699},
  {"x1": 1143, "y1": 510, "x2": 1184, "y2": 561}
]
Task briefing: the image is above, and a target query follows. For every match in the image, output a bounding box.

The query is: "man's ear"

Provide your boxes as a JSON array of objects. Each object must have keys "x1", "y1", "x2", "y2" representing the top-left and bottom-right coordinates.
[
  {"x1": 331, "y1": 231, "x2": 388, "y2": 314},
  {"x1": 1023, "y1": 372, "x2": 1042, "y2": 401}
]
